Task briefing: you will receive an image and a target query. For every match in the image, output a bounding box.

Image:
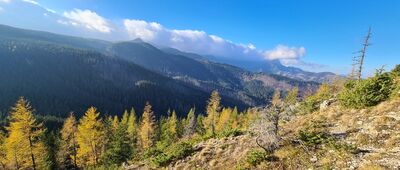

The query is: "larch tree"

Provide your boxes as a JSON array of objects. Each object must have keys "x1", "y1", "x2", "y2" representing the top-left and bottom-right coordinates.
[
  {"x1": 76, "y1": 107, "x2": 105, "y2": 167},
  {"x1": 120, "y1": 110, "x2": 129, "y2": 129},
  {"x1": 271, "y1": 90, "x2": 282, "y2": 107},
  {"x1": 204, "y1": 90, "x2": 221, "y2": 137},
  {"x1": 0, "y1": 130, "x2": 6, "y2": 169},
  {"x1": 4, "y1": 97, "x2": 48, "y2": 170},
  {"x1": 139, "y1": 102, "x2": 156, "y2": 150},
  {"x1": 58, "y1": 113, "x2": 78, "y2": 169},
  {"x1": 112, "y1": 115, "x2": 120, "y2": 131},
  {"x1": 284, "y1": 87, "x2": 299, "y2": 105},
  {"x1": 216, "y1": 107, "x2": 232, "y2": 133}
]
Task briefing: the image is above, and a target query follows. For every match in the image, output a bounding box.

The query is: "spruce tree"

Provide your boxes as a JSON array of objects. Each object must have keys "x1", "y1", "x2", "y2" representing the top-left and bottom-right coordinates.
[{"x1": 184, "y1": 108, "x2": 197, "y2": 138}]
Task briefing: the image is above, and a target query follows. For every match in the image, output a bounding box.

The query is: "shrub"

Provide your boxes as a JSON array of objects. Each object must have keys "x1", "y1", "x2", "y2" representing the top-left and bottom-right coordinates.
[
  {"x1": 339, "y1": 72, "x2": 393, "y2": 108},
  {"x1": 150, "y1": 142, "x2": 194, "y2": 167},
  {"x1": 218, "y1": 128, "x2": 244, "y2": 138},
  {"x1": 392, "y1": 64, "x2": 400, "y2": 77},
  {"x1": 298, "y1": 120, "x2": 330, "y2": 147},
  {"x1": 245, "y1": 149, "x2": 267, "y2": 166},
  {"x1": 299, "y1": 83, "x2": 333, "y2": 114}
]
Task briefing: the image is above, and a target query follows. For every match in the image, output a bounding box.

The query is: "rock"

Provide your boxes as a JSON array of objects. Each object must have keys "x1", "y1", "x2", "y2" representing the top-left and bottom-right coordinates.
[{"x1": 310, "y1": 156, "x2": 318, "y2": 162}]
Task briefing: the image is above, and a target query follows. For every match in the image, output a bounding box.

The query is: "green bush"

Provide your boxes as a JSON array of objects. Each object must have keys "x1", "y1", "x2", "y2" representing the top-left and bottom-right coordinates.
[
  {"x1": 218, "y1": 128, "x2": 244, "y2": 138},
  {"x1": 150, "y1": 142, "x2": 194, "y2": 167},
  {"x1": 298, "y1": 83, "x2": 333, "y2": 114},
  {"x1": 339, "y1": 72, "x2": 394, "y2": 108},
  {"x1": 245, "y1": 149, "x2": 267, "y2": 166},
  {"x1": 298, "y1": 120, "x2": 330, "y2": 147}
]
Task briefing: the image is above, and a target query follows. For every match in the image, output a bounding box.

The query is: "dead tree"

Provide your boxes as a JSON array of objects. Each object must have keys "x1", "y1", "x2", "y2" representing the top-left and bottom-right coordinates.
[{"x1": 353, "y1": 27, "x2": 372, "y2": 80}]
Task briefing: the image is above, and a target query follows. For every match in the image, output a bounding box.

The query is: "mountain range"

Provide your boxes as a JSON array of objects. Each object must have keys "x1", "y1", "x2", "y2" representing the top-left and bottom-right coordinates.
[{"x1": 0, "y1": 24, "x2": 324, "y2": 118}]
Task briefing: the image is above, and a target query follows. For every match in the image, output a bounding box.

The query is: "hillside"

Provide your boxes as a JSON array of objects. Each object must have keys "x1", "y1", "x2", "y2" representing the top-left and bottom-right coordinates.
[
  {"x1": 123, "y1": 68, "x2": 400, "y2": 169},
  {"x1": 0, "y1": 24, "x2": 319, "y2": 115},
  {"x1": 0, "y1": 39, "x2": 217, "y2": 118}
]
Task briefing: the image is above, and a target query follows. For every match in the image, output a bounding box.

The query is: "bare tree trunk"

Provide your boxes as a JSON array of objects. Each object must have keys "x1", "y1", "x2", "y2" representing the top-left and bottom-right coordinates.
[
  {"x1": 357, "y1": 27, "x2": 372, "y2": 80},
  {"x1": 28, "y1": 136, "x2": 37, "y2": 170}
]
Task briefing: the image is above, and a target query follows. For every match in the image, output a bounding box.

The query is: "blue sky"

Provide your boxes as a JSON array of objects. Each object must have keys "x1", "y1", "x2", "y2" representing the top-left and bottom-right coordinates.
[{"x1": 0, "y1": 0, "x2": 399, "y2": 75}]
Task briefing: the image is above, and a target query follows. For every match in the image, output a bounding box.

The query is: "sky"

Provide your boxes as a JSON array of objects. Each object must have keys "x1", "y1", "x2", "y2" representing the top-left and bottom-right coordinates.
[{"x1": 0, "y1": 0, "x2": 399, "y2": 75}]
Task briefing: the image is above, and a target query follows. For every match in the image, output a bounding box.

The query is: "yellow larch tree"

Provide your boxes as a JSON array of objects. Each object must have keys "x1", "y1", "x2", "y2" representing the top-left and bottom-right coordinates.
[
  {"x1": 271, "y1": 90, "x2": 282, "y2": 107},
  {"x1": 4, "y1": 97, "x2": 48, "y2": 170},
  {"x1": 58, "y1": 113, "x2": 78, "y2": 169},
  {"x1": 216, "y1": 107, "x2": 232, "y2": 133},
  {"x1": 76, "y1": 107, "x2": 105, "y2": 167},
  {"x1": 139, "y1": 102, "x2": 156, "y2": 150},
  {"x1": 203, "y1": 90, "x2": 221, "y2": 136}
]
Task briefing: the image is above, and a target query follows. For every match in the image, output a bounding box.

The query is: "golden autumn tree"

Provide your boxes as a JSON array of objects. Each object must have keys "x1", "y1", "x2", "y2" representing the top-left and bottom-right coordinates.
[
  {"x1": 112, "y1": 115, "x2": 120, "y2": 131},
  {"x1": 127, "y1": 108, "x2": 138, "y2": 150},
  {"x1": 139, "y1": 102, "x2": 156, "y2": 150},
  {"x1": 285, "y1": 87, "x2": 299, "y2": 105},
  {"x1": 216, "y1": 107, "x2": 232, "y2": 133},
  {"x1": 120, "y1": 110, "x2": 129, "y2": 128},
  {"x1": 76, "y1": 107, "x2": 105, "y2": 167},
  {"x1": 58, "y1": 113, "x2": 78, "y2": 169},
  {"x1": 4, "y1": 97, "x2": 48, "y2": 170},
  {"x1": 0, "y1": 130, "x2": 6, "y2": 169},
  {"x1": 271, "y1": 90, "x2": 282, "y2": 107},
  {"x1": 204, "y1": 90, "x2": 221, "y2": 136}
]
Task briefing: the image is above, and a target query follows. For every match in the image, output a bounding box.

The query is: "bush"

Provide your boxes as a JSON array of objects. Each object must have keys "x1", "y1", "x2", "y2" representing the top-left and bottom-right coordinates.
[
  {"x1": 150, "y1": 142, "x2": 194, "y2": 167},
  {"x1": 339, "y1": 72, "x2": 394, "y2": 108},
  {"x1": 218, "y1": 128, "x2": 244, "y2": 138},
  {"x1": 245, "y1": 149, "x2": 267, "y2": 166},
  {"x1": 298, "y1": 120, "x2": 330, "y2": 147},
  {"x1": 299, "y1": 83, "x2": 333, "y2": 114}
]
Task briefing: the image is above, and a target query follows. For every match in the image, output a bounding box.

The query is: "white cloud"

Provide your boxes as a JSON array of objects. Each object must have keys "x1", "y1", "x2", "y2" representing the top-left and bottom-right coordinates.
[
  {"x1": 22, "y1": 0, "x2": 38, "y2": 5},
  {"x1": 263, "y1": 45, "x2": 306, "y2": 60},
  {"x1": 123, "y1": 19, "x2": 308, "y2": 64},
  {"x1": 63, "y1": 9, "x2": 112, "y2": 33},
  {"x1": 0, "y1": 0, "x2": 10, "y2": 3}
]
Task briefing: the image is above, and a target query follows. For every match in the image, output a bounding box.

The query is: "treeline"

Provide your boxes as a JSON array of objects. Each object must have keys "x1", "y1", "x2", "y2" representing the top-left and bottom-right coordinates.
[{"x1": 0, "y1": 91, "x2": 258, "y2": 169}]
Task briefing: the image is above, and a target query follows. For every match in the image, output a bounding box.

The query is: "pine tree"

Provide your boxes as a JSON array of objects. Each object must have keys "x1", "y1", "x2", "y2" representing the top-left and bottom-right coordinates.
[
  {"x1": 168, "y1": 110, "x2": 178, "y2": 140},
  {"x1": 230, "y1": 106, "x2": 239, "y2": 129},
  {"x1": 204, "y1": 90, "x2": 221, "y2": 137},
  {"x1": 139, "y1": 102, "x2": 156, "y2": 150},
  {"x1": 4, "y1": 97, "x2": 48, "y2": 170},
  {"x1": 120, "y1": 110, "x2": 129, "y2": 128},
  {"x1": 184, "y1": 108, "x2": 197, "y2": 138},
  {"x1": 58, "y1": 113, "x2": 78, "y2": 169},
  {"x1": 102, "y1": 120, "x2": 131, "y2": 165},
  {"x1": 76, "y1": 107, "x2": 105, "y2": 167},
  {"x1": 127, "y1": 108, "x2": 138, "y2": 157},
  {"x1": 160, "y1": 110, "x2": 179, "y2": 146},
  {"x1": 285, "y1": 87, "x2": 299, "y2": 105}
]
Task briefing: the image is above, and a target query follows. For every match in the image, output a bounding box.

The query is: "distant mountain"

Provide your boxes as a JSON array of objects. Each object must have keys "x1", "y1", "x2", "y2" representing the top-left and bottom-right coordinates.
[
  {"x1": 0, "y1": 24, "x2": 319, "y2": 118},
  {"x1": 108, "y1": 41, "x2": 319, "y2": 106},
  {"x1": 198, "y1": 55, "x2": 337, "y2": 83}
]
